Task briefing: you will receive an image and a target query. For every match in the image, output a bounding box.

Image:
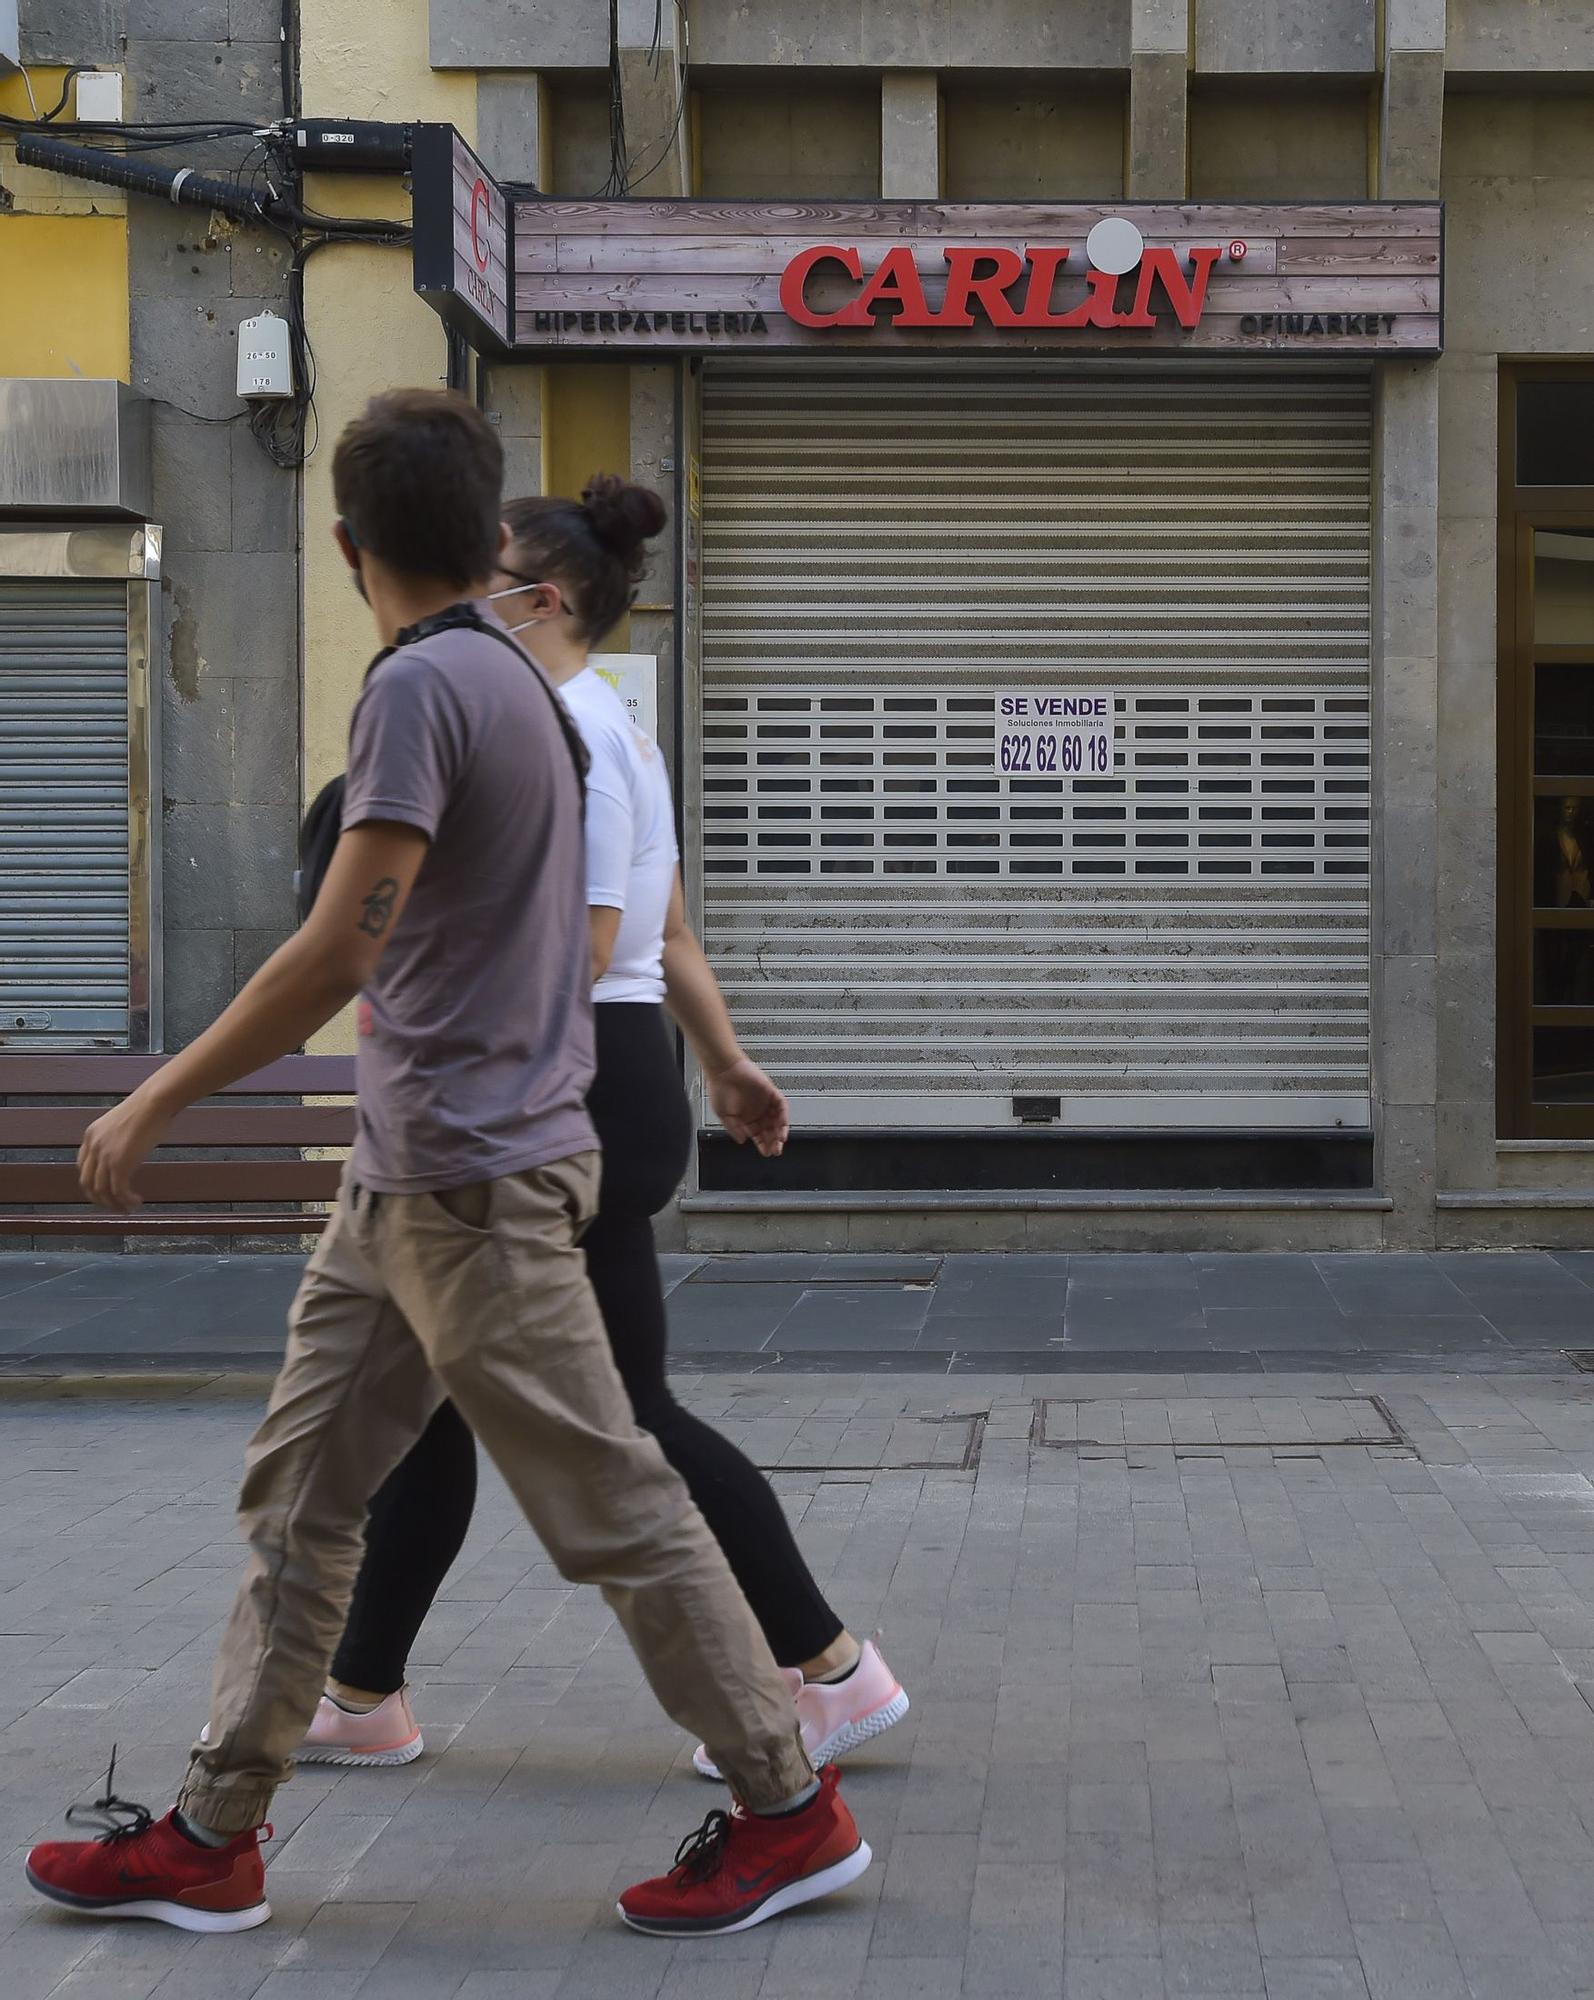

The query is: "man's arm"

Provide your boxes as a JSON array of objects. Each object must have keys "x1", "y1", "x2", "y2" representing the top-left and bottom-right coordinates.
[
  {"x1": 76, "y1": 822, "x2": 429, "y2": 1210},
  {"x1": 659, "y1": 869, "x2": 790, "y2": 1158}
]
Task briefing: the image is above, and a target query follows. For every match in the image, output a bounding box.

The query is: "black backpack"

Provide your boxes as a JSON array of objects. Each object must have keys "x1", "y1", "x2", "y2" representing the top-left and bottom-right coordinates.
[{"x1": 294, "y1": 602, "x2": 588, "y2": 922}]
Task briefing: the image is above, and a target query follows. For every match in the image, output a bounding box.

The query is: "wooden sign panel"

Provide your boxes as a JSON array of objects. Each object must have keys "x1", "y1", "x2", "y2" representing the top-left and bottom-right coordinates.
[
  {"x1": 413, "y1": 124, "x2": 513, "y2": 354},
  {"x1": 509, "y1": 201, "x2": 1442, "y2": 357}
]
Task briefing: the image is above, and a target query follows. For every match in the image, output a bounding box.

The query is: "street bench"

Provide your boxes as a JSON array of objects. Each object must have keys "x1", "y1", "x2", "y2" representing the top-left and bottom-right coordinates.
[{"x1": 0, "y1": 1054, "x2": 354, "y2": 1236}]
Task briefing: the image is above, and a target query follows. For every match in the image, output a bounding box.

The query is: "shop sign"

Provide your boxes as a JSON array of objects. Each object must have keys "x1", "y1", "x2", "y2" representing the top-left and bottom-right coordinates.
[
  {"x1": 996, "y1": 691, "x2": 1115, "y2": 780},
  {"x1": 412, "y1": 124, "x2": 513, "y2": 353},
  {"x1": 505, "y1": 199, "x2": 1442, "y2": 356}
]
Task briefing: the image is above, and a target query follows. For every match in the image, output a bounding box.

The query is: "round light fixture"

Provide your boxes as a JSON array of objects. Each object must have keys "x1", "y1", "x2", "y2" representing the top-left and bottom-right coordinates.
[{"x1": 1085, "y1": 216, "x2": 1145, "y2": 276}]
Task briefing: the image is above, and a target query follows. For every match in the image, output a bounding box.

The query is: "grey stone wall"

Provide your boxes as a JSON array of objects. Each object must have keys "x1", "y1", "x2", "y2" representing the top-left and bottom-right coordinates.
[{"x1": 20, "y1": 0, "x2": 300, "y2": 1053}]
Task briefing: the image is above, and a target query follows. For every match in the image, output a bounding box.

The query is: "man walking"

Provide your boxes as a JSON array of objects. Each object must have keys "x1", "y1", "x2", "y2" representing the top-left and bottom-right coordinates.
[{"x1": 24, "y1": 388, "x2": 870, "y2": 1939}]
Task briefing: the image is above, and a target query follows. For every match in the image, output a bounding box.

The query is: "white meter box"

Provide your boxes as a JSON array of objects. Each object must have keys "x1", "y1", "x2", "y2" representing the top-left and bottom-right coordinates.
[
  {"x1": 237, "y1": 312, "x2": 294, "y2": 400},
  {"x1": 995, "y1": 690, "x2": 1115, "y2": 779}
]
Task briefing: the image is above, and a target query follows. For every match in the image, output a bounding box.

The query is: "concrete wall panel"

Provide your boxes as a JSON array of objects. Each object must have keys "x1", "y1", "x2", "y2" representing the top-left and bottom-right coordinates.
[
  {"x1": 1449, "y1": 0, "x2": 1594, "y2": 76},
  {"x1": 1194, "y1": 0, "x2": 1375, "y2": 74},
  {"x1": 430, "y1": 0, "x2": 606, "y2": 70},
  {"x1": 675, "y1": 0, "x2": 1130, "y2": 71},
  {"x1": 547, "y1": 74, "x2": 611, "y2": 198},
  {"x1": 1190, "y1": 83, "x2": 1370, "y2": 197},
  {"x1": 477, "y1": 72, "x2": 549, "y2": 186},
  {"x1": 943, "y1": 82, "x2": 1125, "y2": 200},
  {"x1": 698, "y1": 81, "x2": 881, "y2": 199}
]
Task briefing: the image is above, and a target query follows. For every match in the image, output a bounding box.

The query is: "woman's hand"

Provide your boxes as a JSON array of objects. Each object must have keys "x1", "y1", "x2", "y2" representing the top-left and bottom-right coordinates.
[{"x1": 707, "y1": 1055, "x2": 791, "y2": 1158}]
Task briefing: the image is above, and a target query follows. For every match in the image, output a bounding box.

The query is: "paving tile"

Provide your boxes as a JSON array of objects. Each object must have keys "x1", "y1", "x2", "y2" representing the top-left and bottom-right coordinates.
[{"x1": 772, "y1": 1289, "x2": 932, "y2": 1349}]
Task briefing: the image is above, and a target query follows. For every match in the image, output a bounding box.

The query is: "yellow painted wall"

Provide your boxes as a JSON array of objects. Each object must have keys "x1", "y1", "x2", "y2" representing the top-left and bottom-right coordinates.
[
  {"x1": 0, "y1": 216, "x2": 129, "y2": 378},
  {"x1": 542, "y1": 362, "x2": 634, "y2": 649},
  {"x1": 0, "y1": 70, "x2": 130, "y2": 380},
  {"x1": 298, "y1": 3, "x2": 475, "y2": 1052}
]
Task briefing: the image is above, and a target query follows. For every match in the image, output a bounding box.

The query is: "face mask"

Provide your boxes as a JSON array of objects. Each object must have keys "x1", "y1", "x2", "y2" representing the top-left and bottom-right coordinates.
[{"x1": 486, "y1": 577, "x2": 544, "y2": 638}]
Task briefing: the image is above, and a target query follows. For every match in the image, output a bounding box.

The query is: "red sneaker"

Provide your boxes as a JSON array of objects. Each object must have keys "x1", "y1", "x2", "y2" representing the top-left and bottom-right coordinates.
[
  {"x1": 26, "y1": 1759, "x2": 270, "y2": 1934},
  {"x1": 617, "y1": 1766, "x2": 871, "y2": 1937}
]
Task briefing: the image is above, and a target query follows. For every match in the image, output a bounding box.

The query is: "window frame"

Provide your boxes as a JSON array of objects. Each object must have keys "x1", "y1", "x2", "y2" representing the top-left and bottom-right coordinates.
[{"x1": 1498, "y1": 364, "x2": 1594, "y2": 1137}]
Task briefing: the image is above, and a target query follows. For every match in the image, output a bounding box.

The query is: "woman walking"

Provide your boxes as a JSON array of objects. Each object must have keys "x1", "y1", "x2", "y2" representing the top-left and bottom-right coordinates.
[{"x1": 301, "y1": 475, "x2": 908, "y2": 1780}]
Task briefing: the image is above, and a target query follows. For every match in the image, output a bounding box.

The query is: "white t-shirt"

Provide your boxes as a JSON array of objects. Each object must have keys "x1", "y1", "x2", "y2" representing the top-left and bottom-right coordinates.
[{"x1": 560, "y1": 665, "x2": 678, "y2": 1005}]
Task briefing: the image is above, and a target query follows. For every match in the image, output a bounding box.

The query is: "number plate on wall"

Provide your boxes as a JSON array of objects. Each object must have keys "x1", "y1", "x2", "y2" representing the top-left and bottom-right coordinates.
[{"x1": 996, "y1": 690, "x2": 1115, "y2": 779}]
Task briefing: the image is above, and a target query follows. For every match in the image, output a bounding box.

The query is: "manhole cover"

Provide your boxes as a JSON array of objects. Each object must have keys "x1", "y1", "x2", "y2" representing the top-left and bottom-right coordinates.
[
  {"x1": 727, "y1": 1411, "x2": 985, "y2": 1475},
  {"x1": 1032, "y1": 1394, "x2": 1406, "y2": 1453}
]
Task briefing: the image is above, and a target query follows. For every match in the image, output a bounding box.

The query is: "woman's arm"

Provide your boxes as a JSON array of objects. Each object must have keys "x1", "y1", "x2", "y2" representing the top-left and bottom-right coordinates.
[
  {"x1": 590, "y1": 904, "x2": 622, "y2": 984},
  {"x1": 660, "y1": 868, "x2": 790, "y2": 1157}
]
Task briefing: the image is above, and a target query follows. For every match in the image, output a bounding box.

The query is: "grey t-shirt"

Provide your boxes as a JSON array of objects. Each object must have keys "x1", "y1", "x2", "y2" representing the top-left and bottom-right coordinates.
[{"x1": 341, "y1": 604, "x2": 595, "y2": 1193}]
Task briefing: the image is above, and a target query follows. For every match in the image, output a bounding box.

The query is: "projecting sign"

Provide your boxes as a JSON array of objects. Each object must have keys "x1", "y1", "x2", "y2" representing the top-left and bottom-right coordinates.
[
  {"x1": 411, "y1": 123, "x2": 513, "y2": 353},
  {"x1": 591, "y1": 652, "x2": 658, "y2": 743},
  {"x1": 996, "y1": 691, "x2": 1115, "y2": 780}
]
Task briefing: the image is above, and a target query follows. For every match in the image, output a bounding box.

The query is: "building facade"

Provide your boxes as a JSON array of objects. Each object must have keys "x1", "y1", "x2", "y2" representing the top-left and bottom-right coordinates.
[
  {"x1": 5, "y1": 2, "x2": 1594, "y2": 1256},
  {"x1": 1, "y1": 0, "x2": 301, "y2": 1060}
]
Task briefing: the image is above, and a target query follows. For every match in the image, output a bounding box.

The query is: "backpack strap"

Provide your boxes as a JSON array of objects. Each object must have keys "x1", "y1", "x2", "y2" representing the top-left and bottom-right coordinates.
[{"x1": 385, "y1": 600, "x2": 590, "y2": 799}]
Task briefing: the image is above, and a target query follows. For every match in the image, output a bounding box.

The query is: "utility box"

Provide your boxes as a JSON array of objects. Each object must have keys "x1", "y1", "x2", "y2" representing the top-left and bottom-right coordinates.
[{"x1": 0, "y1": 0, "x2": 19, "y2": 75}]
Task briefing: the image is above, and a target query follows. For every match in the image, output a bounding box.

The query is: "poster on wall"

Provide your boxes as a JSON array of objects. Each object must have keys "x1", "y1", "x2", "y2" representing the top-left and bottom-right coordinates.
[
  {"x1": 995, "y1": 690, "x2": 1115, "y2": 780},
  {"x1": 592, "y1": 653, "x2": 659, "y2": 742}
]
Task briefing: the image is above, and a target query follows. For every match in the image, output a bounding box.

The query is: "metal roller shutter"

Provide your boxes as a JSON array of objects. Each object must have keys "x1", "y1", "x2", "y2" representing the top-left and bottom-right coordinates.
[
  {"x1": 699, "y1": 368, "x2": 1371, "y2": 1131},
  {"x1": 0, "y1": 578, "x2": 132, "y2": 1044}
]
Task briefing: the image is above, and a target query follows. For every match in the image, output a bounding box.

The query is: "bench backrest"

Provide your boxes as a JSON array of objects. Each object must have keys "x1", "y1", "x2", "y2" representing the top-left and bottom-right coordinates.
[{"x1": 0, "y1": 1054, "x2": 355, "y2": 1234}]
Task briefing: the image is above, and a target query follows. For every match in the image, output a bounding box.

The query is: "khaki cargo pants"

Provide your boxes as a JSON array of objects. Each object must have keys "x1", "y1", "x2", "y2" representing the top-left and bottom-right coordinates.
[{"x1": 178, "y1": 1156, "x2": 812, "y2": 1832}]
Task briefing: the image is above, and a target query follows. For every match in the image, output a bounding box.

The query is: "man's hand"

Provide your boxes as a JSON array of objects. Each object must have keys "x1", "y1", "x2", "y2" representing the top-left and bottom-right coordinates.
[
  {"x1": 708, "y1": 1055, "x2": 791, "y2": 1158},
  {"x1": 77, "y1": 1087, "x2": 175, "y2": 1212}
]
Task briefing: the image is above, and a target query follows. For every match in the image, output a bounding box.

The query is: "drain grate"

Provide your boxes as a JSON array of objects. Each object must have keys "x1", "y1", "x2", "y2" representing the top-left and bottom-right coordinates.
[
  {"x1": 1030, "y1": 1394, "x2": 1409, "y2": 1456},
  {"x1": 1565, "y1": 1351, "x2": 1594, "y2": 1373}
]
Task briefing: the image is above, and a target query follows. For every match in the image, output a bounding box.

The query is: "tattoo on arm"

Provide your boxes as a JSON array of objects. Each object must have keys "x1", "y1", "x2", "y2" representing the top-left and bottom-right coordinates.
[{"x1": 357, "y1": 877, "x2": 399, "y2": 938}]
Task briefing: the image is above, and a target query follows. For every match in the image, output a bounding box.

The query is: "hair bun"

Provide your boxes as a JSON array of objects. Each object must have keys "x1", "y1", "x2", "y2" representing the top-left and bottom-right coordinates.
[{"x1": 581, "y1": 472, "x2": 668, "y2": 562}]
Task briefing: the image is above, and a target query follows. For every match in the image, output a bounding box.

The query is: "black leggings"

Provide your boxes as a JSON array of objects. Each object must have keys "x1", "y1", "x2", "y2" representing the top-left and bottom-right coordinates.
[{"x1": 331, "y1": 1003, "x2": 844, "y2": 1693}]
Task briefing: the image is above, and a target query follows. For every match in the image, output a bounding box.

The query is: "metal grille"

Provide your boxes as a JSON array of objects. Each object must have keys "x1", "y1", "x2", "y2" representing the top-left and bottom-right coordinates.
[
  {"x1": 700, "y1": 369, "x2": 1372, "y2": 1130},
  {"x1": 0, "y1": 579, "x2": 131, "y2": 1043}
]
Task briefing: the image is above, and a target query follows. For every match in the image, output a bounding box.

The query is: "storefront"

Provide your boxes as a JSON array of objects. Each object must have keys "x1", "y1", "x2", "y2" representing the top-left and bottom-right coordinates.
[{"x1": 415, "y1": 135, "x2": 1446, "y2": 1241}]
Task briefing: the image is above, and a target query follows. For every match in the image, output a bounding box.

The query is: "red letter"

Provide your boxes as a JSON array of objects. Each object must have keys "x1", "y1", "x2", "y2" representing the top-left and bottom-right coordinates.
[
  {"x1": 1126, "y1": 245, "x2": 1221, "y2": 329},
  {"x1": 469, "y1": 178, "x2": 491, "y2": 270},
  {"x1": 1015, "y1": 246, "x2": 1072, "y2": 326},
  {"x1": 854, "y1": 245, "x2": 937, "y2": 326},
  {"x1": 780, "y1": 245, "x2": 865, "y2": 328},
  {"x1": 938, "y1": 246, "x2": 1026, "y2": 327}
]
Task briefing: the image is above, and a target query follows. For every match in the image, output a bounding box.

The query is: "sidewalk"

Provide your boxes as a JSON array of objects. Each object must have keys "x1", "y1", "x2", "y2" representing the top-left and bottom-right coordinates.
[
  {"x1": 10, "y1": 1357, "x2": 1594, "y2": 1996},
  {"x1": 1, "y1": 1248, "x2": 1593, "y2": 1375}
]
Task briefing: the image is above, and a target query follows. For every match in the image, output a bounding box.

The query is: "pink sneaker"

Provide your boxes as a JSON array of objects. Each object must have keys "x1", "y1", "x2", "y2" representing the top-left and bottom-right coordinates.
[
  {"x1": 693, "y1": 1639, "x2": 909, "y2": 1781},
  {"x1": 296, "y1": 1688, "x2": 423, "y2": 1768}
]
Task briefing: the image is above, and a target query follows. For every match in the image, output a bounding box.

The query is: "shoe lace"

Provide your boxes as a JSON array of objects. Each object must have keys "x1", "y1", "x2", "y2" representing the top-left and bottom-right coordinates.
[
  {"x1": 672, "y1": 1806, "x2": 735, "y2": 1882},
  {"x1": 64, "y1": 1747, "x2": 155, "y2": 1845}
]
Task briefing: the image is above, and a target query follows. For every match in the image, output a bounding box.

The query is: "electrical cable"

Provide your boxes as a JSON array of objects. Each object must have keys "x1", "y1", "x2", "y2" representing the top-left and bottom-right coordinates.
[
  {"x1": 623, "y1": 0, "x2": 689, "y2": 195},
  {"x1": 280, "y1": 0, "x2": 300, "y2": 121},
  {"x1": 15, "y1": 115, "x2": 411, "y2": 472},
  {"x1": 39, "y1": 67, "x2": 90, "y2": 122},
  {"x1": 599, "y1": 0, "x2": 629, "y2": 197}
]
